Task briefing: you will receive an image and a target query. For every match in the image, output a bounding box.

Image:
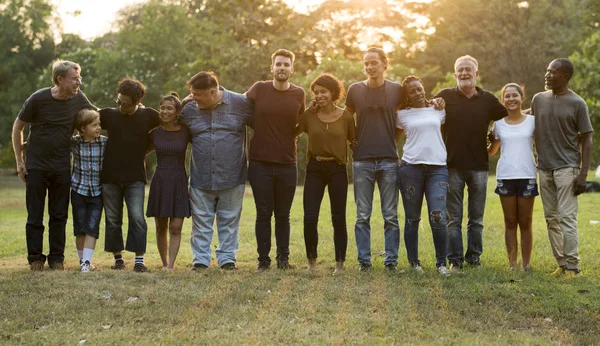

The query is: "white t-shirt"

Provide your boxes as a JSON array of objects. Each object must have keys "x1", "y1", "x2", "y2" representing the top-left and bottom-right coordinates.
[
  {"x1": 396, "y1": 107, "x2": 446, "y2": 165},
  {"x1": 493, "y1": 115, "x2": 536, "y2": 179}
]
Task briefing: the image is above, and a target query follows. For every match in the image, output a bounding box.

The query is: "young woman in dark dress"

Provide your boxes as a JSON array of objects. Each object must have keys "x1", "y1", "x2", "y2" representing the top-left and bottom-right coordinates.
[{"x1": 147, "y1": 93, "x2": 191, "y2": 271}]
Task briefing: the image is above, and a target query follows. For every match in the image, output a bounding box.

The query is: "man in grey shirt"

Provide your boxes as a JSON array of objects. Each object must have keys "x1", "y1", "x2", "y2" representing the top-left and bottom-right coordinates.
[
  {"x1": 532, "y1": 58, "x2": 593, "y2": 278},
  {"x1": 180, "y1": 71, "x2": 254, "y2": 270}
]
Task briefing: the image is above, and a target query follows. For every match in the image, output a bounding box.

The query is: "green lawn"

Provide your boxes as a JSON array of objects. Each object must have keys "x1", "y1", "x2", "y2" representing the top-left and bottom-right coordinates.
[{"x1": 1, "y1": 174, "x2": 599, "y2": 345}]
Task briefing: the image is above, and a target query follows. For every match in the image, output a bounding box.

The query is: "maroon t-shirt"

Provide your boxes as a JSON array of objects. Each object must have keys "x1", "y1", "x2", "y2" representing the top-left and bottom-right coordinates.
[{"x1": 246, "y1": 81, "x2": 305, "y2": 164}]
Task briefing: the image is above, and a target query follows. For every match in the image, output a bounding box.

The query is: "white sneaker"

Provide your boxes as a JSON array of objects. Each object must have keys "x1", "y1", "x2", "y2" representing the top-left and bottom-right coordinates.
[
  {"x1": 438, "y1": 265, "x2": 451, "y2": 276},
  {"x1": 81, "y1": 261, "x2": 91, "y2": 273},
  {"x1": 412, "y1": 265, "x2": 424, "y2": 274}
]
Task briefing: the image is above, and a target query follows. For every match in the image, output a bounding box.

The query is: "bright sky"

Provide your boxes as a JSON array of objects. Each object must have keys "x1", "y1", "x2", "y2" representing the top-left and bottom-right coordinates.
[{"x1": 54, "y1": 0, "x2": 322, "y2": 40}]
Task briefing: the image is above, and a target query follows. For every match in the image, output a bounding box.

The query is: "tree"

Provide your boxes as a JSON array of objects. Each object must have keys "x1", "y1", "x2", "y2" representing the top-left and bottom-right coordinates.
[
  {"x1": 404, "y1": 0, "x2": 589, "y2": 106},
  {"x1": 0, "y1": 0, "x2": 56, "y2": 165},
  {"x1": 570, "y1": 30, "x2": 600, "y2": 166}
]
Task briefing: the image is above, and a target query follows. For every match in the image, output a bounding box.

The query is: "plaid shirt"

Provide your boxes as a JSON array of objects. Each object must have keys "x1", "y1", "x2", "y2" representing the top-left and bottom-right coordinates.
[{"x1": 71, "y1": 135, "x2": 108, "y2": 196}]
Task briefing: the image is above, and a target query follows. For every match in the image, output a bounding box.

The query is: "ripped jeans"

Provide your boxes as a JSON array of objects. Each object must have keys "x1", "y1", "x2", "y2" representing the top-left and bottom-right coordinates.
[{"x1": 398, "y1": 161, "x2": 449, "y2": 267}]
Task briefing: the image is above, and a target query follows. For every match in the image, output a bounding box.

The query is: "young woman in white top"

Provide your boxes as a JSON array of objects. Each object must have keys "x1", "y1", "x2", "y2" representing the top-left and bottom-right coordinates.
[
  {"x1": 396, "y1": 75, "x2": 450, "y2": 276},
  {"x1": 488, "y1": 83, "x2": 537, "y2": 271}
]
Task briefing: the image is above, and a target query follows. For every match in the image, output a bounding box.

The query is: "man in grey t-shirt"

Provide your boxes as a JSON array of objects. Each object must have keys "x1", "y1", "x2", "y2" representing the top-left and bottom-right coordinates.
[{"x1": 532, "y1": 58, "x2": 593, "y2": 278}]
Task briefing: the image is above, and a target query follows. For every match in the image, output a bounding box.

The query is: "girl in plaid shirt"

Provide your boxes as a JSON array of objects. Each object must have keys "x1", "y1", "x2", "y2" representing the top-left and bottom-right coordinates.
[{"x1": 71, "y1": 109, "x2": 107, "y2": 272}]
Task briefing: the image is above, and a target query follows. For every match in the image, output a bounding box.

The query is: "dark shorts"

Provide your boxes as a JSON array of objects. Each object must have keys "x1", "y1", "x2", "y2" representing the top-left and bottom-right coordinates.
[
  {"x1": 495, "y1": 179, "x2": 539, "y2": 198},
  {"x1": 71, "y1": 190, "x2": 103, "y2": 238}
]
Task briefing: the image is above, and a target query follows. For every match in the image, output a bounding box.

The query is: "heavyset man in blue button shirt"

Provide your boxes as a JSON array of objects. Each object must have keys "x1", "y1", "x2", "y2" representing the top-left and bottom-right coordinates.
[{"x1": 180, "y1": 72, "x2": 254, "y2": 270}]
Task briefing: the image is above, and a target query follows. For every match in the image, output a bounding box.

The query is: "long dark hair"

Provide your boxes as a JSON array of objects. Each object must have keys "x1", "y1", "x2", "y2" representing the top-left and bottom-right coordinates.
[{"x1": 399, "y1": 75, "x2": 431, "y2": 110}]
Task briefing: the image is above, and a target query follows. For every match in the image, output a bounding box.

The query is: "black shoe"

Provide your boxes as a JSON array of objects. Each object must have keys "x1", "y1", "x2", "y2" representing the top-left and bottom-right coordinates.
[
  {"x1": 133, "y1": 263, "x2": 148, "y2": 273},
  {"x1": 277, "y1": 260, "x2": 295, "y2": 270},
  {"x1": 359, "y1": 263, "x2": 372, "y2": 272},
  {"x1": 466, "y1": 260, "x2": 481, "y2": 267},
  {"x1": 385, "y1": 264, "x2": 398, "y2": 272},
  {"x1": 256, "y1": 261, "x2": 270, "y2": 273},
  {"x1": 192, "y1": 263, "x2": 209, "y2": 271},
  {"x1": 220, "y1": 262, "x2": 238, "y2": 270}
]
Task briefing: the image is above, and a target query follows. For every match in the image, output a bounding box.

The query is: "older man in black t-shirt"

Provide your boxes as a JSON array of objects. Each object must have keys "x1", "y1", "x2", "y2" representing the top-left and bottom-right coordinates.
[
  {"x1": 100, "y1": 78, "x2": 159, "y2": 272},
  {"x1": 435, "y1": 55, "x2": 507, "y2": 271},
  {"x1": 12, "y1": 60, "x2": 94, "y2": 271}
]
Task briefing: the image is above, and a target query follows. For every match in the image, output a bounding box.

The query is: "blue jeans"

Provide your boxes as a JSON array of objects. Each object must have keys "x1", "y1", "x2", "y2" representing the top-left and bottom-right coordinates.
[
  {"x1": 398, "y1": 162, "x2": 448, "y2": 267},
  {"x1": 248, "y1": 161, "x2": 297, "y2": 264},
  {"x1": 353, "y1": 159, "x2": 400, "y2": 266},
  {"x1": 102, "y1": 182, "x2": 148, "y2": 253},
  {"x1": 189, "y1": 184, "x2": 245, "y2": 266},
  {"x1": 446, "y1": 169, "x2": 488, "y2": 265},
  {"x1": 71, "y1": 190, "x2": 103, "y2": 239}
]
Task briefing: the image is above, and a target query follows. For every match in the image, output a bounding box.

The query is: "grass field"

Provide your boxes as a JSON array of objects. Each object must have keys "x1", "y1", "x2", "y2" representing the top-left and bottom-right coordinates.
[{"x1": 1, "y1": 174, "x2": 600, "y2": 345}]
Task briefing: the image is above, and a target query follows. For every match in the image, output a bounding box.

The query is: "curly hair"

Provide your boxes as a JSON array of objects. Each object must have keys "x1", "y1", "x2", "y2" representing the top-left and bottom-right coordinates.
[
  {"x1": 399, "y1": 75, "x2": 431, "y2": 110},
  {"x1": 310, "y1": 73, "x2": 345, "y2": 104},
  {"x1": 117, "y1": 78, "x2": 146, "y2": 104}
]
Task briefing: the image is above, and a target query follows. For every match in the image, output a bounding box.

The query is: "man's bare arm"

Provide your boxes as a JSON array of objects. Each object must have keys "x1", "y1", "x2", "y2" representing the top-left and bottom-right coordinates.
[{"x1": 12, "y1": 118, "x2": 28, "y2": 182}]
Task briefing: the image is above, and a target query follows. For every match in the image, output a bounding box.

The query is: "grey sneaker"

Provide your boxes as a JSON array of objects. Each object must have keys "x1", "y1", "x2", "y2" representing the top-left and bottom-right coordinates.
[
  {"x1": 449, "y1": 263, "x2": 462, "y2": 273},
  {"x1": 412, "y1": 264, "x2": 424, "y2": 274},
  {"x1": 437, "y1": 265, "x2": 451, "y2": 276},
  {"x1": 81, "y1": 261, "x2": 91, "y2": 273}
]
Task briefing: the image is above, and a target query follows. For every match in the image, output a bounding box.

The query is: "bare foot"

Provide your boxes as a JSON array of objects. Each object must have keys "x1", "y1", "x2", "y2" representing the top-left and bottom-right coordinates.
[
  {"x1": 333, "y1": 261, "x2": 344, "y2": 275},
  {"x1": 307, "y1": 258, "x2": 317, "y2": 270}
]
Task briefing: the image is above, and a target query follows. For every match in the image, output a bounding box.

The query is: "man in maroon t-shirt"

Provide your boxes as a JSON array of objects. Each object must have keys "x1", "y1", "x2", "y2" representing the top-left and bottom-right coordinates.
[{"x1": 246, "y1": 49, "x2": 305, "y2": 272}]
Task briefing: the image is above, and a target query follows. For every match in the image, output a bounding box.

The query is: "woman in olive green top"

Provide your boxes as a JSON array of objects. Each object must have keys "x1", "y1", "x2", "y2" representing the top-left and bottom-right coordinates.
[{"x1": 298, "y1": 73, "x2": 356, "y2": 274}]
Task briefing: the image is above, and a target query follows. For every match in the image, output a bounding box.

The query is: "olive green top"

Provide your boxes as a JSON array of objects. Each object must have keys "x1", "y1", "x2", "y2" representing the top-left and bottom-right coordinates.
[{"x1": 298, "y1": 109, "x2": 356, "y2": 165}]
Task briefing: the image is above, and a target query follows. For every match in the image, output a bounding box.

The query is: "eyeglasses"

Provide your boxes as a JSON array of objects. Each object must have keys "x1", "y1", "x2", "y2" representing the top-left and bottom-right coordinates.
[
  {"x1": 115, "y1": 99, "x2": 134, "y2": 108},
  {"x1": 365, "y1": 81, "x2": 387, "y2": 110},
  {"x1": 72, "y1": 77, "x2": 83, "y2": 84}
]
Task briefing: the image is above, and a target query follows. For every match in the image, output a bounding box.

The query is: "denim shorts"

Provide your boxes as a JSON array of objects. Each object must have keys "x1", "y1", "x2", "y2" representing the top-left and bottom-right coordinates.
[{"x1": 495, "y1": 179, "x2": 539, "y2": 198}]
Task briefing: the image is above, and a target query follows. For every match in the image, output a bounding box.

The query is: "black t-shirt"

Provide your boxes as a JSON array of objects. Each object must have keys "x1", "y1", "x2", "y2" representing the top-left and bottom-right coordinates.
[
  {"x1": 435, "y1": 87, "x2": 507, "y2": 170},
  {"x1": 100, "y1": 107, "x2": 159, "y2": 183},
  {"x1": 18, "y1": 88, "x2": 94, "y2": 172},
  {"x1": 346, "y1": 80, "x2": 402, "y2": 161}
]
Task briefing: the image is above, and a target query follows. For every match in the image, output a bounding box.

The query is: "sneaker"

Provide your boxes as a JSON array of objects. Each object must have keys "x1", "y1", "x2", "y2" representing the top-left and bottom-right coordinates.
[
  {"x1": 220, "y1": 262, "x2": 238, "y2": 271},
  {"x1": 256, "y1": 261, "x2": 270, "y2": 273},
  {"x1": 276, "y1": 260, "x2": 294, "y2": 270},
  {"x1": 359, "y1": 263, "x2": 372, "y2": 272},
  {"x1": 111, "y1": 260, "x2": 126, "y2": 270},
  {"x1": 48, "y1": 262, "x2": 64, "y2": 271},
  {"x1": 437, "y1": 265, "x2": 451, "y2": 276},
  {"x1": 412, "y1": 264, "x2": 424, "y2": 274},
  {"x1": 192, "y1": 263, "x2": 209, "y2": 271},
  {"x1": 565, "y1": 269, "x2": 582, "y2": 279},
  {"x1": 30, "y1": 261, "x2": 44, "y2": 271},
  {"x1": 449, "y1": 262, "x2": 462, "y2": 273},
  {"x1": 80, "y1": 261, "x2": 91, "y2": 273},
  {"x1": 133, "y1": 263, "x2": 148, "y2": 273},
  {"x1": 551, "y1": 266, "x2": 566, "y2": 277},
  {"x1": 385, "y1": 264, "x2": 398, "y2": 272}
]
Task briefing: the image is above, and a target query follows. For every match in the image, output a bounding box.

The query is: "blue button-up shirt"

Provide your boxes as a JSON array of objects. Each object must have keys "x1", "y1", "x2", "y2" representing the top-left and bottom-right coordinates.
[{"x1": 180, "y1": 88, "x2": 254, "y2": 190}]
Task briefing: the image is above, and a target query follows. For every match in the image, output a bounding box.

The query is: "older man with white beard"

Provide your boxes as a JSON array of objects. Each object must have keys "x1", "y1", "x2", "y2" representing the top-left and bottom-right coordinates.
[{"x1": 435, "y1": 55, "x2": 508, "y2": 272}]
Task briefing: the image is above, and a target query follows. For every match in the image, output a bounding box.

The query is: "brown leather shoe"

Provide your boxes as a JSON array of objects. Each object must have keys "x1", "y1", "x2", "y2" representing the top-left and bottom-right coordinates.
[
  {"x1": 111, "y1": 260, "x2": 126, "y2": 270},
  {"x1": 48, "y1": 262, "x2": 64, "y2": 271},
  {"x1": 30, "y1": 261, "x2": 44, "y2": 271}
]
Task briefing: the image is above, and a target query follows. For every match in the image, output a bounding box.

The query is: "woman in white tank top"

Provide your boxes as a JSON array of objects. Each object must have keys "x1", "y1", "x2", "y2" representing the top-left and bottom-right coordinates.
[{"x1": 488, "y1": 83, "x2": 537, "y2": 271}]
